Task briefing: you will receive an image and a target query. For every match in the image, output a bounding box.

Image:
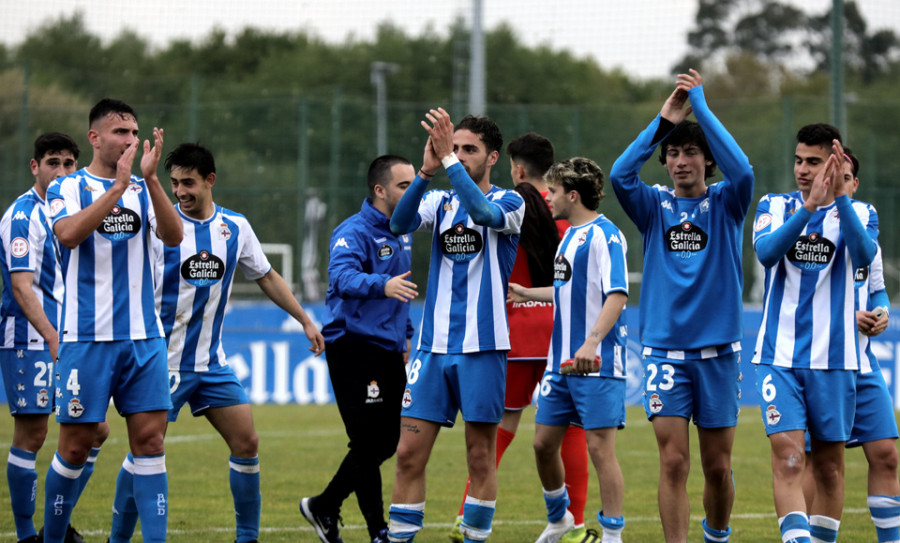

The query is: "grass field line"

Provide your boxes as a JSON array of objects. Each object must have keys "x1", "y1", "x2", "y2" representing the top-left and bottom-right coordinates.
[{"x1": 1, "y1": 508, "x2": 871, "y2": 539}]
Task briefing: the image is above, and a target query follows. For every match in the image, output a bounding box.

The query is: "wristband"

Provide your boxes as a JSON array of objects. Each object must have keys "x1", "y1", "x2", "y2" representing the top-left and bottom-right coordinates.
[
  {"x1": 418, "y1": 168, "x2": 435, "y2": 178},
  {"x1": 441, "y1": 152, "x2": 460, "y2": 169}
]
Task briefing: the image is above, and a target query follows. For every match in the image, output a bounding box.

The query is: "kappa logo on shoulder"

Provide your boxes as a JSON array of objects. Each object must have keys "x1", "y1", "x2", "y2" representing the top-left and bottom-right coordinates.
[
  {"x1": 661, "y1": 200, "x2": 674, "y2": 212},
  {"x1": 12, "y1": 210, "x2": 28, "y2": 221},
  {"x1": 333, "y1": 237, "x2": 349, "y2": 250}
]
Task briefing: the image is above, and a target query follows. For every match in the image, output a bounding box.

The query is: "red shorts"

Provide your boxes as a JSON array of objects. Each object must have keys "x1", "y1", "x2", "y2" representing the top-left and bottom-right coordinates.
[{"x1": 505, "y1": 359, "x2": 545, "y2": 410}]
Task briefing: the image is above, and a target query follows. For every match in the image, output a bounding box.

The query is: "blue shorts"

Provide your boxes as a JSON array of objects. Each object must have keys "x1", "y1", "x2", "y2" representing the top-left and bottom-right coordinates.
[
  {"x1": 168, "y1": 364, "x2": 249, "y2": 422},
  {"x1": 755, "y1": 364, "x2": 856, "y2": 441},
  {"x1": 0, "y1": 349, "x2": 54, "y2": 415},
  {"x1": 847, "y1": 368, "x2": 899, "y2": 446},
  {"x1": 401, "y1": 350, "x2": 506, "y2": 426},
  {"x1": 535, "y1": 371, "x2": 625, "y2": 430},
  {"x1": 56, "y1": 339, "x2": 172, "y2": 423},
  {"x1": 641, "y1": 352, "x2": 741, "y2": 428}
]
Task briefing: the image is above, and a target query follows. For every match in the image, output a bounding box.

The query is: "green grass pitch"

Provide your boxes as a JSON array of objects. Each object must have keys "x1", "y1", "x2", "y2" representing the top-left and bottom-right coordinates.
[{"x1": 0, "y1": 404, "x2": 891, "y2": 542}]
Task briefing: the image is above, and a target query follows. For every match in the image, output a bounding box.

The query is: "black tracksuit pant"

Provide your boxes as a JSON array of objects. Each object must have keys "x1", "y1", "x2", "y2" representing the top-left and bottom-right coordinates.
[{"x1": 315, "y1": 338, "x2": 408, "y2": 537}]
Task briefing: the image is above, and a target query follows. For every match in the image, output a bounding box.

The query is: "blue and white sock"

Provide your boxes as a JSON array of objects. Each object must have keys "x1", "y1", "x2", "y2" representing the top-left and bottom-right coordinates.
[
  {"x1": 809, "y1": 514, "x2": 839, "y2": 543},
  {"x1": 230, "y1": 455, "x2": 261, "y2": 543},
  {"x1": 110, "y1": 453, "x2": 138, "y2": 543},
  {"x1": 543, "y1": 485, "x2": 570, "y2": 523},
  {"x1": 7, "y1": 447, "x2": 38, "y2": 540},
  {"x1": 73, "y1": 446, "x2": 101, "y2": 501},
  {"x1": 778, "y1": 511, "x2": 811, "y2": 543},
  {"x1": 43, "y1": 452, "x2": 84, "y2": 543},
  {"x1": 869, "y1": 495, "x2": 900, "y2": 542},
  {"x1": 599, "y1": 510, "x2": 625, "y2": 543},
  {"x1": 388, "y1": 501, "x2": 425, "y2": 542},
  {"x1": 461, "y1": 495, "x2": 495, "y2": 542},
  {"x1": 132, "y1": 454, "x2": 168, "y2": 543},
  {"x1": 702, "y1": 518, "x2": 731, "y2": 542}
]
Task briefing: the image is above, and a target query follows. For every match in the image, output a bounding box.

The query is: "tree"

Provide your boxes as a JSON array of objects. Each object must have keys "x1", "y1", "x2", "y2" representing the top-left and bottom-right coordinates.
[{"x1": 674, "y1": 0, "x2": 900, "y2": 84}]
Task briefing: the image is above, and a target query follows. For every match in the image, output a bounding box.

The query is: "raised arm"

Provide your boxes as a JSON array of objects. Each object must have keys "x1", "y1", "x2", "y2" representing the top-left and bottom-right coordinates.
[
  {"x1": 424, "y1": 107, "x2": 505, "y2": 228},
  {"x1": 141, "y1": 128, "x2": 182, "y2": 247},
  {"x1": 52, "y1": 144, "x2": 135, "y2": 248},
  {"x1": 682, "y1": 70, "x2": 754, "y2": 216}
]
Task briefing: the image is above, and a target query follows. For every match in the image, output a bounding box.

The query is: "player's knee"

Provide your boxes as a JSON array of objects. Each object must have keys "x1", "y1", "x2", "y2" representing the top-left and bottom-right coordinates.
[
  {"x1": 129, "y1": 430, "x2": 165, "y2": 457},
  {"x1": 533, "y1": 435, "x2": 559, "y2": 462},
  {"x1": 394, "y1": 442, "x2": 424, "y2": 476},
  {"x1": 93, "y1": 421, "x2": 111, "y2": 447},
  {"x1": 659, "y1": 449, "x2": 691, "y2": 482},
  {"x1": 229, "y1": 432, "x2": 259, "y2": 457},
  {"x1": 869, "y1": 442, "x2": 899, "y2": 475}
]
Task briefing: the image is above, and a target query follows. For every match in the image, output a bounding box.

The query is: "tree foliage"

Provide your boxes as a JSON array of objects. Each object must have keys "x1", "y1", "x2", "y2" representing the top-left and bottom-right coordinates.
[{"x1": 676, "y1": 0, "x2": 900, "y2": 85}]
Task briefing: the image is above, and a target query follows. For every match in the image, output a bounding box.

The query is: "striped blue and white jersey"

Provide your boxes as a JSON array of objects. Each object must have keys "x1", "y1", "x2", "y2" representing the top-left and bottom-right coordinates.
[
  {"x1": 0, "y1": 189, "x2": 63, "y2": 350},
  {"x1": 856, "y1": 244, "x2": 885, "y2": 374},
  {"x1": 752, "y1": 192, "x2": 878, "y2": 370},
  {"x1": 47, "y1": 169, "x2": 164, "y2": 342},
  {"x1": 548, "y1": 215, "x2": 629, "y2": 378},
  {"x1": 155, "y1": 204, "x2": 271, "y2": 372},
  {"x1": 414, "y1": 185, "x2": 524, "y2": 354}
]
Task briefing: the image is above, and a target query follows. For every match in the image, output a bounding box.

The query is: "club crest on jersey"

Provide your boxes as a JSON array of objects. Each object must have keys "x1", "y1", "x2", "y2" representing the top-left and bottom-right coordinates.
[
  {"x1": 441, "y1": 223, "x2": 482, "y2": 262},
  {"x1": 648, "y1": 393, "x2": 663, "y2": 414},
  {"x1": 36, "y1": 388, "x2": 49, "y2": 408},
  {"x1": 49, "y1": 199, "x2": 66, "y2": 217},
  {"x1": 365, "y1": 380, "x2": 383, "y2": 404},
  {"x1": 699, "y1": 198, "x2": 710, "y2": 213},
  {"x1": 402, "y1": 388, "x2": 412, "y2": 408},
  {"x1": 576, "y1": 230, "x2": 589, "y2": 246},
  {"x1": 553, "y1": 254, "x2": 572, "y2": 286},
  {"x1": 754, "y1": 213, "x2": 772, "y2": 232},
  {"x1": 127, "y1": 182, "x2": 143, "y2": 194},
  {"x1": 765, "y1": 405, "x2": 781, "y2": 426},
  {"x1": 67, "y1": 398, "x2": 84, "y2": 418},
  {"x1": 787, "y1": 232, "x2": 835, "y2": 271},
  {"x1": 181, "y1": 250, "x2": 226, "y2": 287},
  {"x1": 218, "y1": 222, "x2": 231, "y2": 240},
  {"x1": 10, "y1": 237, "x2": 29, "y2": 258},
  {"x1": 98, "y1": 205, "x2": 141, "y2": 241},
  {"x1": 378, "y1": 243, "x2": 394, "y2": 260},
  {"x1": 666, "y1": 222, "x2": 708, "y2": 256}
]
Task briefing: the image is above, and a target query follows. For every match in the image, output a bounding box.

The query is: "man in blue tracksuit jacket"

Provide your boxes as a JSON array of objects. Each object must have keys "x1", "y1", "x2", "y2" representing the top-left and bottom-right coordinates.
[{"x1": 300, "y1": 155, "x2": 418, "y2": 543}]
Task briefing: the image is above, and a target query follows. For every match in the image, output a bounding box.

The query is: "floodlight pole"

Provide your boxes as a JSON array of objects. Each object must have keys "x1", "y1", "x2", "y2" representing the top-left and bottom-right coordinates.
[
  {"x1": 469, "y1": 0, "x2": 486, "y2": 115},
  {"x1": 830, "y1": 0, "x2": 845, "y2": 135},
  {"x1": 371, "y1": 61, "x2": 400, "y2": 156}
]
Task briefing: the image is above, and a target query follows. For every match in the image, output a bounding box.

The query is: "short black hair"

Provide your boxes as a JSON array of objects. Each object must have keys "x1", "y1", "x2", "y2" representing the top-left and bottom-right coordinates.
[
  {"x1": 545, "y1": 157, "x2": 605, "y2": 211},
  {"x1": 658, "y1": 120, "x2": 717, "y2": 179},
  {"x1": 33, "y1": 132, "x2": 79, "y2": 162},
  {"x1": 507, "y1": 132, "x2": 554, "y2": 178},
  {"x1": 796, "y1": 123, "x2": 842, "y2": 147},
  {"x1": 367, "y1": 155, "x2": 412, "y2": 198},
  {"x1": 455, "y1": 115, "x2": 503, "y2": 154},
  {"x1": 165, "y1": 143, "x2": 216, "y2": 178},
  {"x1": 89, "y1": 98, "x2": 137, "y2": 127}
]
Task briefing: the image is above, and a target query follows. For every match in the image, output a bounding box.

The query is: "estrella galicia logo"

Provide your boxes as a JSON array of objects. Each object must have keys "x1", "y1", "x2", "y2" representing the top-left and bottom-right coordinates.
[
  {"x1": 666, "y1": 221, "x2": 707, "y2": 256},
  {"x1": 181, "y1": 250, "x2": 226, "y2": 287},
  {"x1": 787, "y1": 232, "x2": 835, "y2": 271},
  {"x1": 378, "y1": 243, "x2": 394, "y2": 260},
  {"x1": 854, "y1": 266, "x2": 868, "y2": 285},
  {"x1": 553, "y1": 254, "x2": 572, "y2": 286},
  {"x1": 441, "y1": 223, "x2": 483, "y2": 262},
  {"x1": 98, "y1": 205, "x2": 140, "y2": 241}
]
